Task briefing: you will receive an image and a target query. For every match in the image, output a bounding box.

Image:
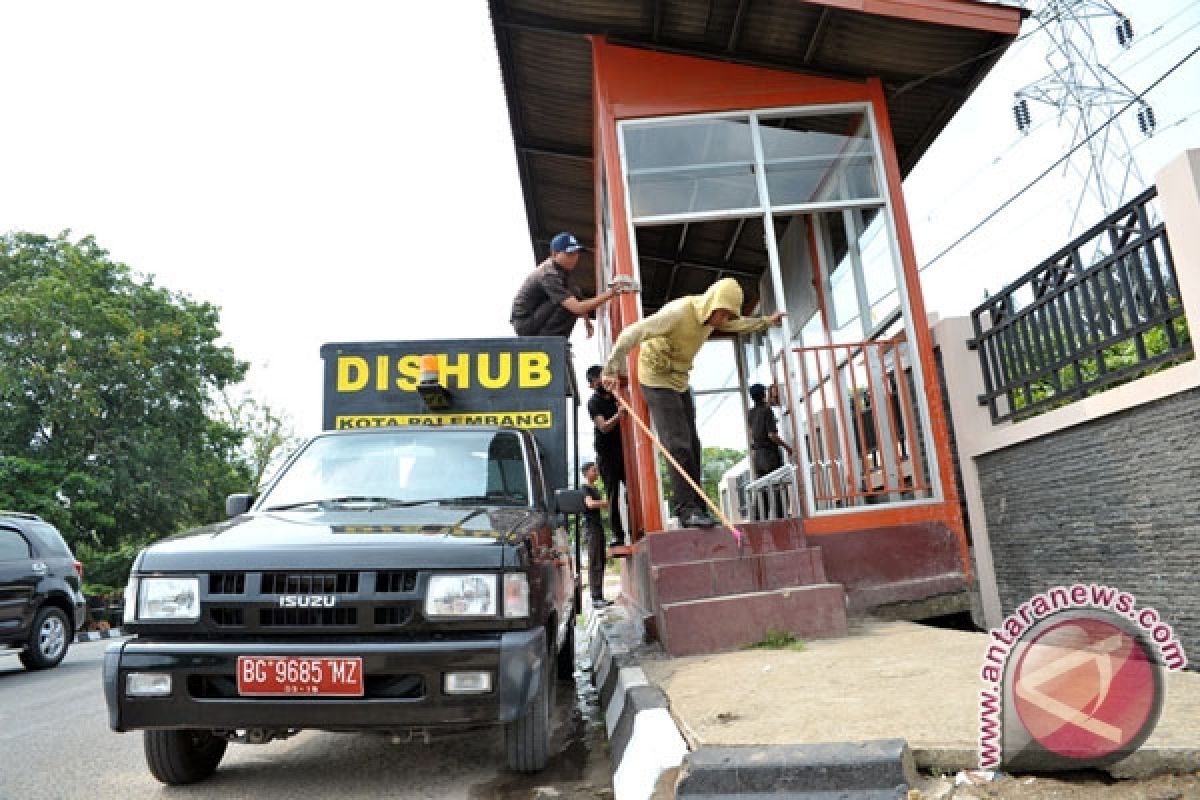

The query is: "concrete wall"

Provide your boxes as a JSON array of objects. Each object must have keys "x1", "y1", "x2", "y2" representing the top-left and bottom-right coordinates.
[{"x1": 932, "y1": 149, "x2": 1200, "y2": 659}]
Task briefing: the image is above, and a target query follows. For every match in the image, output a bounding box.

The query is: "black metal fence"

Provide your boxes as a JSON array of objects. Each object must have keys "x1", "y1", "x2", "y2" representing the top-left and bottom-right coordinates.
[{"x1": 970, "y1": 187, "x2": 1192, "y2": 424}]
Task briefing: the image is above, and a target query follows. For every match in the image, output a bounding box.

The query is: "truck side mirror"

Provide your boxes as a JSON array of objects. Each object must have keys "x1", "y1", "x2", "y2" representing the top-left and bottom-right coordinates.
[
  {"x1": 225, "y1": 493, "x2": 255, "y2": 517},
  {"x1": 553, "y1": 488, "x2": 587, "y2": 514}
]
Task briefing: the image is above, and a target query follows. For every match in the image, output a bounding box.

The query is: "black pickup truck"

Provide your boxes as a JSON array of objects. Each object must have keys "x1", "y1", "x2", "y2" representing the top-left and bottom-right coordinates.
[{"x1": 103, "y1": 338, "x2": 584, "y2": 784}]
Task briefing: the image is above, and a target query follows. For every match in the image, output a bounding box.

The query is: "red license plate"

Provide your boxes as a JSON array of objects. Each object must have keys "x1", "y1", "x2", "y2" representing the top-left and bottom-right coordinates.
[{"x1": 237, "y1": 656, "x2": 364, "y2": 697}]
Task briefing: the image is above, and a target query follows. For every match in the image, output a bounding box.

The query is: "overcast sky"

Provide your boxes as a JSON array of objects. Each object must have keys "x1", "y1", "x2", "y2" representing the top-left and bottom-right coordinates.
[{"x1": 2, "y1": 1, "x2": 1197, "y2": 449}]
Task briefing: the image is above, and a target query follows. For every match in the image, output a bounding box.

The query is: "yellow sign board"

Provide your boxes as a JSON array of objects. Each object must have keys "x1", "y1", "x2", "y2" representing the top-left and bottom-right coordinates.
[{"x1": 334, "y1": 411, "x2": 553, "y2": 429}]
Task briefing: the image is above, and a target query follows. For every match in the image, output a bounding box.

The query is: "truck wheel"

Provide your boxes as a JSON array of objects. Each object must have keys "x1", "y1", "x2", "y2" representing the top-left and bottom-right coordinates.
[
  {"x1": 505, "y1": 667, "x2": 550, "y2": 772},
  {"x1": 18, "y1": 606, "x2": 70, "y2": 670},
  {"x1": 144, "y1": 730, "x2": 227, "y2": 785},
  {"x1": 555, "y1": 619, "x2": 575, "y2": 680}
]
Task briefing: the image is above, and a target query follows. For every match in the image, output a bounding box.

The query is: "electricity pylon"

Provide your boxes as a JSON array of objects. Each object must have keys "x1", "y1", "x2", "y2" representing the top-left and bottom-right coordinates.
[{"x1": 1010, "y1": 1, "x2": 1155, "y2": 234}]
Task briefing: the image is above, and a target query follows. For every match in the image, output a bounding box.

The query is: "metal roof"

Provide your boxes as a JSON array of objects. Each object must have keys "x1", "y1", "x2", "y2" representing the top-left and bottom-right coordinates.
[{"x1": 489, "y1": 0, "x2": 1024, "y2": 307}]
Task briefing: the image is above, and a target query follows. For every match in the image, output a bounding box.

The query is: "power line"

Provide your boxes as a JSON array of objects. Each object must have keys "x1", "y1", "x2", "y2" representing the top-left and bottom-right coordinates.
[
  {"x1": 890, "y1": 15, "x2": 1053, "y2": 99},
  {"x1": 1107, "y1": 4, "x2": 1200, "y2": 67},
  {"x1": 919, "y1": 42, "x2": 1200, "y2": 274}
]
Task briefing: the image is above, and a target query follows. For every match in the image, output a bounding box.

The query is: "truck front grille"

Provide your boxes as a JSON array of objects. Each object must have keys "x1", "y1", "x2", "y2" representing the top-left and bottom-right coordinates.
[
  {"x1": 210, "y1": 608, "x2": 244, "y2": 626},
  {"x1": 262, "y1": 572, "x2": 359, "y2": 594},
  {"x1": 377, "y1": 570, "x2": 417, "y2": 592},
  {"x1": 260, "y1": 608, "x2": 357, "y2": 627},
  {"x1": 210, "y1": 572, "x2": 245, "y2": 594},
  {"x1": 201, "y1": 570, "x2": 420, "y2": 634}
]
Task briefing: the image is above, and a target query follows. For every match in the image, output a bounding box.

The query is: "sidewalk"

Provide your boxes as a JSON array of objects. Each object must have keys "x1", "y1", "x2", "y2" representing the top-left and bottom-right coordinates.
[{"x1": 586, "y1": 591, "x2": 1200, "y2": 799}]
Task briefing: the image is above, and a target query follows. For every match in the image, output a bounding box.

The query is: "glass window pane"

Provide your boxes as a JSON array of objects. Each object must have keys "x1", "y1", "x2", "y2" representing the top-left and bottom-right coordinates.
[
  {"x1": 0, "y1": 530, "x2": 30, "y2": 561},
  {"x1": 692, "y1": 390, "x2": 746, "y2": 451},
  {"x1": 623, "y1": 117, "x2": 759, "y2": 218},
  {"x1": 856, "y1": 208, "x2": 900, "y2": 333},
  {"x1": 690, "y1": 338, "x2": 740, "y2": 392},
  {"x1": 758, "y1": 112, "x2": 880, "y2": 206}
]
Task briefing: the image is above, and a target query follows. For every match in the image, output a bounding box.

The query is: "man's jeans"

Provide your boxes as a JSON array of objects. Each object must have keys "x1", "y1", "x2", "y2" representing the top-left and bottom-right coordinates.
[{"x1": 641, "y1": 385, "x2": 704, "y2": 516}]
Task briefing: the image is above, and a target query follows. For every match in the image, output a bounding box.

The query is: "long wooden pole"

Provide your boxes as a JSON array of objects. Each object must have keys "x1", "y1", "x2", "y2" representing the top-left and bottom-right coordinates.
[{"x1": 612, "y1": 392, "x2": 745, "y2": 547}]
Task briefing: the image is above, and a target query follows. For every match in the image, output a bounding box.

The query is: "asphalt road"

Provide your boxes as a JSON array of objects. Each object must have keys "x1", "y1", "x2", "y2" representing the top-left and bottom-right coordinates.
[{"x1": 0, "y1": 634, "x2": 613, "y2": 800}]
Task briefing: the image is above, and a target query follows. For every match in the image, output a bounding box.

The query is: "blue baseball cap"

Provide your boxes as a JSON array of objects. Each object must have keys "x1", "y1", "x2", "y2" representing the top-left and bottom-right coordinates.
[{"x1": 550, "y1": 232, "x2": 585, "y2": 253}]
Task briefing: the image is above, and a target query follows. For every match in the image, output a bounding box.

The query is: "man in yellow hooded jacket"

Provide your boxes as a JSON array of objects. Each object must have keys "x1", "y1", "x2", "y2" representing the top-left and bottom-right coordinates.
[{"x1": 601, "y1": 278, "x2": 784, "y2": 528}]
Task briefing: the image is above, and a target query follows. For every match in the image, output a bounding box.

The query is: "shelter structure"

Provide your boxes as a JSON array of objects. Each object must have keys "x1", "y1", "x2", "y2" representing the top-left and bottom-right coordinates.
[{"x1": 490, "y1": 0, "x2": 1026, "y2": 653}]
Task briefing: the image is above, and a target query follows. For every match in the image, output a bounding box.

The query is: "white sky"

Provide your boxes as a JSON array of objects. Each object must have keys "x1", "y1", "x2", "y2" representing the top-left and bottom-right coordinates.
[{"x1": 2, "y1": 1, "x2": 1198, "y2": 452}]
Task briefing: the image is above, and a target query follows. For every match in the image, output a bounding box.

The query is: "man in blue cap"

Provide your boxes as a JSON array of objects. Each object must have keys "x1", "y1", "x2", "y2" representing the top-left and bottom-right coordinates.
[{"x1": 510, "y1": 231, "x2": 622, "y2": 338}]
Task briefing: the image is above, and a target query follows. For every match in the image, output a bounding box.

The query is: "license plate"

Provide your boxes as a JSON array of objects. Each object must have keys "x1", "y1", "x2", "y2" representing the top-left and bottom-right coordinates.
[{"x1": 237, "y1": 656, "x2": 364, "y2": 697}]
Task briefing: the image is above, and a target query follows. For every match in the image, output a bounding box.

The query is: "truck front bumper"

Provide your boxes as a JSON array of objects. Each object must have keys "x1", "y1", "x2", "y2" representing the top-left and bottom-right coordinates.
[{"x1": 103, "y1": 629, "x2": 547, "y2": 733}]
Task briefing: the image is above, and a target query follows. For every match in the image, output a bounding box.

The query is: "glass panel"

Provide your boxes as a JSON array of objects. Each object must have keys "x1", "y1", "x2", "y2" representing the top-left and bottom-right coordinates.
[
  {"x1": 858, "y1": 208, "x2": 900, "y2": 334},
  {"x1": 690, "y1": 337, "x2": 740, "y2": 392},
  {"x1": 0, "y1": 530, "x2": 31, "y2": 561},
  {"x1": 758, "y1": 112, "x2": 879, "y2": 206},
  {"x1": 623, "y1": 117, "x2": 759, "y2": 219},
  {"x1": 259, "y1": 430, "x2": 530, "y2": 508},
  {"x1": 692, "y1": 390, "x2": 746, "y2": 451}
]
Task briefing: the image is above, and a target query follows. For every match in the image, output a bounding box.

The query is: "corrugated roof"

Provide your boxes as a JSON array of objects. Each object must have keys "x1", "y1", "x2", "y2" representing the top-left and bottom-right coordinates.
[{"x1": 489, "y1": 0, "x2": 1024, "y2": 307}]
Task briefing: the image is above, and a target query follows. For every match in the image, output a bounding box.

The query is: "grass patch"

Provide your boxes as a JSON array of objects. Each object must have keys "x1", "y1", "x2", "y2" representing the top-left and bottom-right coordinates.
[{"x1": 743, "y1": 629, "x2": 806, "y2": 652}]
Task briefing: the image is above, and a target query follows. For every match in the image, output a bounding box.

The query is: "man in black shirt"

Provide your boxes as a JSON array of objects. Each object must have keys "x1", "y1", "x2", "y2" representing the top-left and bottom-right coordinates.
[
  {"x1": 586, "y1": 365, "x2": 627, "y2": 546},
  {"x1": 748, "y1": 382, "x2": 792, "y2": 476},
  {"x1": 747, "y1": 383, "x2": 793, "y2": 516},
  {"x1": 581, "y1": 462, "x2": 612, "y2": 608},
  {"x1": 510, "y1": 232, "x2": 621, "y2": 338}
]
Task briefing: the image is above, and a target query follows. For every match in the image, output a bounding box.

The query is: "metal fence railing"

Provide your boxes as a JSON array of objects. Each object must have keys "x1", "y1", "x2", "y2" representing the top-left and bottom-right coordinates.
[
  {"x1": 970, "y1": 187, "x2": 1192, "y2": 424},
  {"x1": 794, "y1": 338, "x2": 933, "y2": 511}
]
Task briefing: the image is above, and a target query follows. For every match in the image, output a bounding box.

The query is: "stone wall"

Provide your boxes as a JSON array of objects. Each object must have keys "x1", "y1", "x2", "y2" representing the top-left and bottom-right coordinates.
[{"x1": 976, "y1": 385, "x2": 1200, "y2": 663}]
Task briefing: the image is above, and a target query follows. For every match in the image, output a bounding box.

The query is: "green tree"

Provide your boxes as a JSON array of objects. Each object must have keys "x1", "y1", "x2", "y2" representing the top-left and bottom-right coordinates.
[
  {"x1": 218, "y1": 391, "x2": 301, "y2": 491},
  {"x1": 0, "y1": 231, "x2": 251, "y2": 557},
  {"x1": 657, "y1": 446, "x2": 746, "y2": 512}
]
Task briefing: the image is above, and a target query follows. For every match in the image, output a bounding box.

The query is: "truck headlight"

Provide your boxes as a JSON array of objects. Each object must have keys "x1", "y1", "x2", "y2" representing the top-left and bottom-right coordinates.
[
  {"x1": 137, "y1": 577, "x2": 200, "y2": 621},
  {"x1": 425, "y1": 574, "x2": 496, "y2": 617}
]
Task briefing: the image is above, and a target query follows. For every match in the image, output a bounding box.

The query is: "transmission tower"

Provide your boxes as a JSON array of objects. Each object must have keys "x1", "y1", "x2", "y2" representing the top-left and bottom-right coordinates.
[{"x1": 1010, "y1": 1, "x2": 1156, "y2": 234}]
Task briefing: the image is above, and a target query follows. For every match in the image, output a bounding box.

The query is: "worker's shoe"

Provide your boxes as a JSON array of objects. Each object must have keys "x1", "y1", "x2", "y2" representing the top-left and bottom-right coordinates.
[
  {"x1": 592, "y1": 598, "x2": 613, "y2": 609},
  {"x1": 682, "y1": 509, "x2": 717, "y2": 528}
]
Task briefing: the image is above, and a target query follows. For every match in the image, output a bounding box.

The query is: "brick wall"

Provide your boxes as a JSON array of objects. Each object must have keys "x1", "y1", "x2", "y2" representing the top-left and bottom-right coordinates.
[{"x1": 977, "y1": 386, "x2": 1200, "y2": 663}]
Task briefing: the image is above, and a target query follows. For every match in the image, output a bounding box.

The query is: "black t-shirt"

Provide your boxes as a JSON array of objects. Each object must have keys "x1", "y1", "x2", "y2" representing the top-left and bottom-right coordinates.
[
  {"x1": 588, "y1": 388, "x2": 622, "y2": 455},
  {"x1": 748, "y1": 403, "x2": 778, "y2": 446},
  {"x1": 510, "y1": 258, "x2": 577, "y2": 333},
  {"x1": 583, "y1": 484, "x2": 603, "y2": 528}
]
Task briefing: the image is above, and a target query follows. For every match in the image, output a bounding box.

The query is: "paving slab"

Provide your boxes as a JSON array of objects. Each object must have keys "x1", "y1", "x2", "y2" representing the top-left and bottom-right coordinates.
[{"x1": 638, "y1": 618, "x2": 1200, "y2": 779}]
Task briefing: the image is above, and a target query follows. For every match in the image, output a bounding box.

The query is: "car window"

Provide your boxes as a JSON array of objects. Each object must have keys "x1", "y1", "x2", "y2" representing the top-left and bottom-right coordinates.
[
  {"x1": 0, "y1": 528, "x2": 32, "y2": 561},
  {"x1": 26, "y1": 522, "x2": 72, "y2": 558}
]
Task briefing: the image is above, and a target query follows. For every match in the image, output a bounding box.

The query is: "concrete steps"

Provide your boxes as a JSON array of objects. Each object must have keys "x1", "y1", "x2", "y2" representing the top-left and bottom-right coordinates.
[{"x1": 635, "y1": 520, "x2": 848, "y2": 656}]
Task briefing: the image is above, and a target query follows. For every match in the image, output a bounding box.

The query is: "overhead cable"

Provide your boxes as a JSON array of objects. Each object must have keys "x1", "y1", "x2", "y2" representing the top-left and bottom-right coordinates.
[{"x1": 919, "y1": 42, "x2": 1200, "y2": 274}]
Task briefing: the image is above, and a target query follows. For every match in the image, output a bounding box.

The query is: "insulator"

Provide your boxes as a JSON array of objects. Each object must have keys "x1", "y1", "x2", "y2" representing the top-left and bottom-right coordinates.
[
  {"x1": 1012, "y1": 99, "x2": 1032, "y2": 134},
  {"x1": 1137, "y1": 105, "x2": 1156, "y2": 136},
  {"x1": 1116, "y1": 16, "x2": 1134, "y2": 47}
]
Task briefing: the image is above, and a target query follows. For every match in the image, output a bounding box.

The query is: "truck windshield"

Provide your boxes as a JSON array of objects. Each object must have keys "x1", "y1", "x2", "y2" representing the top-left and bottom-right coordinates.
[{"x1": 259, "y1": 430, "x2": 531, "y2": 510}]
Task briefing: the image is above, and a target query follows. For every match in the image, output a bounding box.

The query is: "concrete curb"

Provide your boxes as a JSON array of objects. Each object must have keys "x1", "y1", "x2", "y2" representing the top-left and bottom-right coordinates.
[
  {"x1": 585, "y1": 605, "x2": 923, "y2": 799},
  {"x1": 76, "y1": 627, "x2": 123, "y2": 643},
  {"x1": 587, "y1": 605, "x2": 687, "y2": 800},
  {"x1": 675, "y1": 741, "x2": 917, "y2": 799}
]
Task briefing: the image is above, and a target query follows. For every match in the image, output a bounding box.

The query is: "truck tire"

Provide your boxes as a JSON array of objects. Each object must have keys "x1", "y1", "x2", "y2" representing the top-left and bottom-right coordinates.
[
  {"x1": 144, "y1": 730, "x2": 228, "y2": 785},
  {"x1": 18, "y1": 606, "x2": 70, "y2": 670},
  {"x1": 505, "y1": 667, "x2": 550, "y2": 772},
  {"x1": 555, "y1": 619, "x2": 575, "y2": 680}
]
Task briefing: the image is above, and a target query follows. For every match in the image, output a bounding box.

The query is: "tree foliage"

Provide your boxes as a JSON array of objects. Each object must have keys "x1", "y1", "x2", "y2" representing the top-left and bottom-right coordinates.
[
  {"x1": 657, "y1": 446, "x2": 746, "y2": 513},
  {"x1": 217, "y1": 391, "x2": 301, "y2": 491},
  {"x1": 0, "y1": 231, "x2": 251, "y2": 556}
]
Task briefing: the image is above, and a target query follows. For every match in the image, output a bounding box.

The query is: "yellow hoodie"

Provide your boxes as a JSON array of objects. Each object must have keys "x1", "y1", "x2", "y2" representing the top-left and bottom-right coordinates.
[{"x1": 603, "y1": 278, "x2": 773, "y2": 392}]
